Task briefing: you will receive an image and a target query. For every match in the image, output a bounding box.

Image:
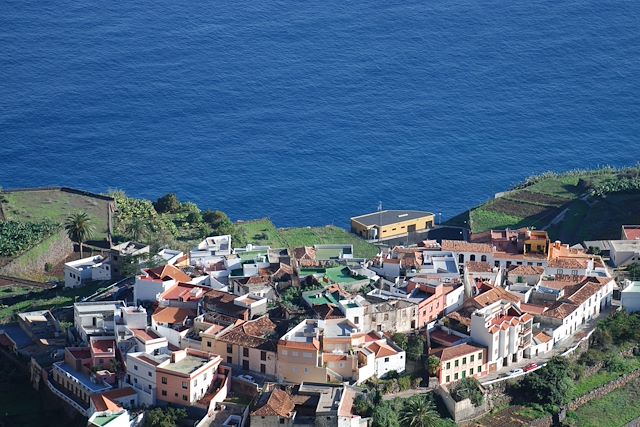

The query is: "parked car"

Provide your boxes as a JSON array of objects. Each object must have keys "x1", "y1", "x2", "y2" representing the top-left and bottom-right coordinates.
[
  {"x1": 524, "y1": 363, "x2": 538, "y2": 372},
  {"x1": 238, "y1": 374, "x2": 255, "y2": 383},
  {"x1": 509, "y1": 368, "x2": 524, "y2": 376}
]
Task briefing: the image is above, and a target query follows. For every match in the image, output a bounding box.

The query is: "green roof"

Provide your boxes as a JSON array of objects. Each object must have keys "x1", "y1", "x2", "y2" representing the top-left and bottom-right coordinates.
[
  {"x1": 91, "y1": 414, "x2": 120, "y2": 426},
  {"x1": 238, "y1": 251, "x2": 268, "y2": 262},
  {"x1": 324, "y1": 267, "x2": 368, "y2": 285}
]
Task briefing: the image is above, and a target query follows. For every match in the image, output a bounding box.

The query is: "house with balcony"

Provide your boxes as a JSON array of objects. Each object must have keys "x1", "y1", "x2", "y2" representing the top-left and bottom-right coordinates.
[
  {"x1": 74, "y1": 301, "x2": 126, "y2": 343},
  {"x1": 124, "y1": 351, "x2": 171, "y2": 407},
  {"x1": 469, "y1": 300, "x2": 533, "y2": 371},
  {"x1": 201, "y1": 315, "x2": 279, "y2": 377},
  {"x1": 441, "y1": 240, "x2": 493, "y2": 272},
  {"x1": 155, "y1": 349, "x2": 227, "y2": 406},
  {"x1": 534, "y1": 276, "x2": 614, "y2": 343},
  {"x1": 276, "y1": 318, "x2": 405, "y2": 385}
]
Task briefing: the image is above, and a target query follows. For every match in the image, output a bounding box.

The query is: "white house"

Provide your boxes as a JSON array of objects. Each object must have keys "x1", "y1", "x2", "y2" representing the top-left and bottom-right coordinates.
[
  {"x1": 123, "y1": 351, "x2": 171, "y2": 407},
  {"x1": 64, "y1": 255, "x2": 111, "y2": 288},
  {"x1": 133, "y1": 264, "x2": 192, "y2": 303},
  {"x1": 621, "y1": 281, "x2": 640, "y2": 313},
  {"x1": 74, "y1": 301, "x2": 126, "y2": 343},
  {"x1": 610, "y1": 240, "x2": 640, "y2": 268},
  {"x1": 469, "y1": 300, "x2": 533, "y2": 371}
]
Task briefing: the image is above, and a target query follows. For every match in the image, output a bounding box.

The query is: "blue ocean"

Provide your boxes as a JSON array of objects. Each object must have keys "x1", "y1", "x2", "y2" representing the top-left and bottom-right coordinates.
[{"x1": 1, "y1": 0, "x2": 639, "y2": 227}]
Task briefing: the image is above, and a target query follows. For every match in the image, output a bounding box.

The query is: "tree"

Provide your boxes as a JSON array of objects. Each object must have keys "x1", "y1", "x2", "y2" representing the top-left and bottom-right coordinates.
[
  {"x1": 372, "y1": 402, "x2": 400, "y2": 427},
  {"x1": 203, "y1": 210, "x2": 234, "y2": 233},
  {"x1": 392, "y1": 333, "x2": 409, "y2": 350},
  {"x1": 154, "y1": 193, "x2": 181, "y2": 213},
  {"x1": 518, "y1": 356, "x2": 573, "y2": 406},
  {"x1": 144, "y1": 407, "x2": 187, "y2": 427},
  {"x1": 125, "y1": 217, "x2": 148, "y2": 242},
  {"x1": 399, "y1": 395, "x2": 441, "y2": 427},
  {"x1": 64, "y1": 212, "x2": 95, "y2": 258},
  {"x1": 427, "y1": 355, "x2": 441, "y2": 376}
]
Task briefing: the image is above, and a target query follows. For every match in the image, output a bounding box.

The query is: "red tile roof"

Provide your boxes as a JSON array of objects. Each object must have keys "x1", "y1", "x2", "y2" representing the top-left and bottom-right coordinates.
[
  {"x1": 366, "y1": 341, "x2": 399, "y2": 359},
  {"x1": 432, "y1": 343, "x2": 485, "y2": 362},
  {"x1": 131, "y1": 328, "x2": 162, "y2": 342},
  {"x1": 252, "y1": 388, "x2": 295, "y2": 417},
  {"x1": 91, "y1": 394, "x2": 123, "y2": 413},
  {"x1": 508, "y1": 265, "x2": 545, "y2": 276},
  {"x1": 160, "y1": 283, "x2": 207, "y2": 302},
  {"x1": 152, "y1": 306, "x2": 195, "y2": 324},
  {"x1": 466, "y1": 261, "x2": 494, "y2": 273},
  {"x1": 91, "y1": 339, "x2": 116, "y2": 355},
  {"x1": 144, "y1": 264, "x2": 191, "y2": 283},
  {"x1": 441, "y1": 240, "x2": 492, "y2": 253}
]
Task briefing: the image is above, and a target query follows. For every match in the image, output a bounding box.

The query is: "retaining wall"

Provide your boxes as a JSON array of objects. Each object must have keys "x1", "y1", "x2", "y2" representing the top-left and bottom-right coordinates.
[{"x1": 0, "y1": 230, "x2": 72, "y2": 280}]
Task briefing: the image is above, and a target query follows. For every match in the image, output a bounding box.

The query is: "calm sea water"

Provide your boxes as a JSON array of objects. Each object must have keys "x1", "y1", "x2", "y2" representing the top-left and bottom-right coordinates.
[{"x1": 1, "y1": 0, "x2": 639, "y2": 227}]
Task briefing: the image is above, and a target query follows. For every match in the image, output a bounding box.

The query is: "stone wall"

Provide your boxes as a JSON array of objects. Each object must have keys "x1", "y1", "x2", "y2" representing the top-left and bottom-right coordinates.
[
  {"x1": 567, "y1": 368, "x2": 640, "y2": 411},
  {"x1": 0, "y1": 230, "x2": 72, "y2": 280},
  {"x1": 435, "y1": 384, "x2": 488, "y2": 423}
]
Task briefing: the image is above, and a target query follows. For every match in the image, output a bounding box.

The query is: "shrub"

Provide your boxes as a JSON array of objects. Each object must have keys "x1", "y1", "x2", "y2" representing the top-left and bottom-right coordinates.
[
  {"x1": 44, "y1": 262, "x2": 53, "y2": 272},
  {"x1": 451, "y1": 377, "x2": 484, "y2": 406},
  {"x1": 0, "y1": 220, "x2": 59, "y2": 257},
  {"x1": 398, "y1": 375, "x2": 411, "y2": 391},
  {"x1": 154, "y1": 193, "x2": 181, "y2": 213}
]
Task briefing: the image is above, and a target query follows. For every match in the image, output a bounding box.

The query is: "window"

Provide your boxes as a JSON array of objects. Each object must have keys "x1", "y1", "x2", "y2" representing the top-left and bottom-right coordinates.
[
  {"x1": 148, "y1": 371, "x2": 152, "y2": 377},
  {"x1": 194, "y1": 379, "x2": 198, "y2": 386},
  {"x1": 470, "y1": 255, "x2": 476, "y2": 262},
  {"x1": 454, "y1": 373, "x2": 459, "y2": 380},
  {"x1": 454, "y1": 360, "x2": 459, "y2": 367},
  {"x1": 478, "y1": 366, "x2": 482, "y2": 373},
  {"x1": 162, "y1": 376, "x2": 167, "y2": 384},
  {"x1": 182, "y1": 395, "x2": 188, "y2": 401},
  {"x1": 161, "y1": 390, "x2": 167, "y2": 396},
  {"x1": 462, "y1": 371, "x2": 466, "y2": 378},
  {"x1": 481, "y1": 255, "x2": 487, "y2": 262},
  {"x1": 134, "y1": 365, "x2": 138, "y2": 371},
  {"x1": 478, "y1": 352, "x2": 482, "y2": 360},
  {"x1": 280, "y1": 419, "x2": 285, "y2": 425},
  {"x1": 292, "y1": 351, "x2": 299, "y2": 357},
  {"x1": 304, "y1": 368, "x2": 309, "y2": 373},
  {"x1": 227, "y1": 345, "x2": 233, "y2": 353},
  {"x1": 446, "y1": 375, "x2": 450, "y2": 382},
  {"x1": 243, "y1": 348, "x2": 249, "y2": 357},
  {"x1": 282, "y1": 350, "x2": 288, "y2": 356},
  {"x1": 260, "y1": 364, "x2": 266, "y2": 374},
  {"x1": 470, "y1": 368, "x2": 474, "y2": 375},
  {"x1": 557, "y1": 269, "x2": 563, "y2": 275},
  {"x1": 148, "y1": 384, "x2": 152, "y2": 390},
  {"x1": 462, "y1": 357, "x2": 466, "y2": 365},
  {"x1": 182, "y1": 381, "x2": 188, "y2": 389},
  {"x1": 354, "y1": 316, "x2": 359, "y2": 324},
  {"x1": 261, "y1": 351, "x2": 267, "y2": 361},
  {"x1": 446, "y1": 362, "x2": 450, "y2": 369},
  {"x1": 470, "y1": 354, "x2": 474, "y2": 362},
  {"x1": 207, "y1": 341, "x2": 211, "y2": 347},
  {"x1": 134, "y1": 378, "x2": 138, "y2": 384},
  {"x1": 227, "y1": 356, "x2": 233, "y2": 364}
]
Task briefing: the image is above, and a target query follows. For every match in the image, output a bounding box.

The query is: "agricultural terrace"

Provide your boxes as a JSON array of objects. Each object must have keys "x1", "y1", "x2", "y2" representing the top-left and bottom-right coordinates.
[
  {"x1": 236, "y1": 218, "x2": 379, "y2": 259},
  {"x1": 447, "y1": 167, "x2": 640, "y2": 244}
]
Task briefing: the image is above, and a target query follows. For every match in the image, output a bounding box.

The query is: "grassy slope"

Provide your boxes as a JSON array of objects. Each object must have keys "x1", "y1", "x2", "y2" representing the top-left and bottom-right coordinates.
[
  {"x1": 237, "y1": 218, "x2": 379, "y2": 259},
  {"x1": 566, "y1": 377, "x2": 640, "y2": 427},
  {"x1": 0, "y1": 280, "x2": 110, "y2": 323},
  {"x1": 446, "y1": 169, "x2": 640, "y2": 244},
  {"x1": 2, "y1": 189, "x2": 111, "y2": 239}
]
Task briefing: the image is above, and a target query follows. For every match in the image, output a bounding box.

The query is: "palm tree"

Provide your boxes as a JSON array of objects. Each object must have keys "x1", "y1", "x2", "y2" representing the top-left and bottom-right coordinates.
[
  {"x1": 64, "y1": 212, "x2": 95, "y2": 258},
  {"x1": 399, "y1": 396, "x2": 441, "y2": 427},
  {"x1": 125, "y1": 217, "x2": 148, "y2": 242},
  {"x1": 427, "y1": 355, "x2": 441, "y2": 377}
]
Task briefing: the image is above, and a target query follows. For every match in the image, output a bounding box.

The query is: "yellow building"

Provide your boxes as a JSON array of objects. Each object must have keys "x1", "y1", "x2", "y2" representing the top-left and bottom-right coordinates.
[{"x1": 351, "y1": 210, "x2": 435, "y2": 240}]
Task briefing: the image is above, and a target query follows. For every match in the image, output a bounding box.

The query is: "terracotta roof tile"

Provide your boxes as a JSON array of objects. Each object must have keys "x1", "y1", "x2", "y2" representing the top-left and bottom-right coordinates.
[
  {"x1": 466, "y1": 261, "x2": 494, "y2": 273},
  {"x1": 144, "y1": 264, "x2": 191, "y2": 283},
  {"x1": 152, "y1": 306, "x2": 195, "y2": 324},
  {"x1": 441, "y1": 240, "x2": 492, "y2": 253},
  {"x1": 432, "y1": 343, "x2": 485, "y2": 362},
  {"x1": 252, "y1": 389, "x2": 295, "y2": 418},
  {"x1": 508, "y1": 265, "x2": 545, "y2": 276}
]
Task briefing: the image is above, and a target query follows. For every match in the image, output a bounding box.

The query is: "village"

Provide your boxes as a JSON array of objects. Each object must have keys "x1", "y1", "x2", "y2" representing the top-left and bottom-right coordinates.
[{"x1": 2, "y1": 190, "x2": 640, "y2": 427}]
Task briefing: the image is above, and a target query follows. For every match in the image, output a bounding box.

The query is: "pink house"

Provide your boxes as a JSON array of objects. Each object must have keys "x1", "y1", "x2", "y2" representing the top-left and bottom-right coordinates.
[{"x1": 156, "y1": 349, "x2": 227, "y2": 406}]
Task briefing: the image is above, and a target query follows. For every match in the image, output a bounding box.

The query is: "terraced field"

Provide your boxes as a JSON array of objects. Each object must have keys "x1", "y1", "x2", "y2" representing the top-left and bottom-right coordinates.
[{"x1": 447, "y1": 168, "x2": 640, "y2": 244}]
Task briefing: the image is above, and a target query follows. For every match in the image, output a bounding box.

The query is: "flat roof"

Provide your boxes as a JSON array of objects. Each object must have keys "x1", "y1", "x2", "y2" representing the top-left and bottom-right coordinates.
[
  {"x1": 55, "y1": 362, "x2": 111, "y2": 393},
  {"x1": 351, "y1": 210, "x2": 434, "y2": 227},
  {"x1": 610, "y1": 240, "x2": 640, "y2": 252},
  {"x1": 162, "y1": 354, "x2": 209, "y2": 375},
  {"x1": 623, "y1": 282, "x2": 640, "y2": 293}
]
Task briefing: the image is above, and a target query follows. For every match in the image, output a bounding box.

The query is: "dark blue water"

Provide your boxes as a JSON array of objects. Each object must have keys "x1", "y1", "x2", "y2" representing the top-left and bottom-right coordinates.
[{"x1": 1, "y1": 0, "x2": 639, "y2": 227}]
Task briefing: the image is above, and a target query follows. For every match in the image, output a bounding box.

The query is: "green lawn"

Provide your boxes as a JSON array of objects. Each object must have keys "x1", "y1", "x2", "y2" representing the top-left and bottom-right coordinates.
[
  {"x1": 2, "y1": 189, "x2": 111, "y2": 240},
  {"x1": 0, "y1": 285, "x2": 34, "y2": 299},
  {"x1": 237, "y1": 219, "x2": 379, "y2": 259},
  {"x1": 565, "y1": 378, "x2": 640, "y2": 427},
  {"x1": 0, "y1": 280, "x2": 110, "y2": 322},
  {"x1": 569, "y1": 371, "x2": 622, "y2": 400}
]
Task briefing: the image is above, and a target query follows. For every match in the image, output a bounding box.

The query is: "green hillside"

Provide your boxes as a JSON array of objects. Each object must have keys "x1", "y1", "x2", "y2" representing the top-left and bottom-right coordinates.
[{"x1": 446, "y1": 167, "x2": 640, "y2": 244}]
